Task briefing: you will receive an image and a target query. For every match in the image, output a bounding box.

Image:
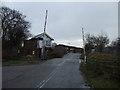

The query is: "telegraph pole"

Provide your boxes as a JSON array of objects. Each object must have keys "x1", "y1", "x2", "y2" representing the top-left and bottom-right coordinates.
[
  {"x1": 42, "y1": 10, "x2": 48, "y2": 60},
  {"x1": 82, "y1": 27, "x2": 86, "y2": 63}
]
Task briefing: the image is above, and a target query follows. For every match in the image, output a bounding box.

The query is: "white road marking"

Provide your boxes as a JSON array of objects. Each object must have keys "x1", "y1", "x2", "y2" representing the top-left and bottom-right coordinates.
[
  {"x1": 35, "y1": 80, "x2": 45, "y2": 88},
  {"x1": 36, "y1": 65, "x2": 60, "y2": 89},
  {"x1": 39, "y1": 83, "x2": 45, "y2": 88},
  {"x1": 39, "y1": 70, "x2": 57, "y2": 88},
  {"x1": 58, "y1": 60, "x2": 65, "y2": 66},
  {"x1": 35, "y1": 70, "x2": 57, "y2": 88},
  {"x1": 36, "y1": 60, "x2": 66, "y2": 89}
]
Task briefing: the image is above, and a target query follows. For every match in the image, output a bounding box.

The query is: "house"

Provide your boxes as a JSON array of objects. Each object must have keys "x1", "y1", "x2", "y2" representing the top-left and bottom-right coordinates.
[
  {"x1": 23, "y1": 32, "x2": 54, "y2": 58},
  {"x1": 33, "y1": 32, "x2": 54, "y2": 48}
]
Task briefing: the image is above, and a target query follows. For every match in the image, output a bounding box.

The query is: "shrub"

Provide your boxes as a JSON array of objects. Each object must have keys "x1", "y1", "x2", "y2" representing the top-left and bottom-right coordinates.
[
  {"x1": 80, "y1": 54, "x2": 84, "y2": 59},
  {"x1": 52, "y1": 46, "x2": 67, "y2": 58},
  {"x1": 24, "y1": 55, "x2": 34, "y2": 60}
]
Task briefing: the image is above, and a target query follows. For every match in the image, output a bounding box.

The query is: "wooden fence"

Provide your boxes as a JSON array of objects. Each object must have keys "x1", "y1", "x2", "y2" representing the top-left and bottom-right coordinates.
[{"x1": 97, "y1": 60, "x2": 120, "y2": 80}]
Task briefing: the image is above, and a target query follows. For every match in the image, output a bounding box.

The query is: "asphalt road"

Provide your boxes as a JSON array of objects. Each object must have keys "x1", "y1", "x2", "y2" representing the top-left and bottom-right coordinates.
[{"x1": 2, "y1": 53, "x2": 90, "y2": 88}]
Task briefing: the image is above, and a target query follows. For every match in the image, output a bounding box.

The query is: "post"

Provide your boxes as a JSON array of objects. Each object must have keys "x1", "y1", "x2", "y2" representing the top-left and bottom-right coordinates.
[
  {"x1": 82, "y1": 27, "x2": 86, "y2": 63},
  {"x1": 44, "y1": 10, "x2": 48, "y2": 33},
  {"x1": 42, "y1": 10, "x2": 48, "y2": 60}
]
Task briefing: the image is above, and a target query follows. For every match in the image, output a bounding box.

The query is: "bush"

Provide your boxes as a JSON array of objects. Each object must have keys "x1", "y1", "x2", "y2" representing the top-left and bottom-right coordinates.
[
  {"x1": 80, "y1": 54, "x2": 84, "y2": 59},
  {"x1": 24, "y1": 55, "x2": 34, "y2": 60},
  {"x1": 52, "y1": 46, "x2": 67, "y2": 58}
]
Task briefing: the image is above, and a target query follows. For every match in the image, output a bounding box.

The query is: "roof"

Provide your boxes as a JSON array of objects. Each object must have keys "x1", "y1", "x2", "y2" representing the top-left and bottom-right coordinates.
[
  {"x1": 32, "y1": 32, "x2": 54, "y2": 40},
  {"x1": 30, "y1": 37, "x2": 43, "y2": 40},
  {"x1": 57, "y1": 44, "x2": 83, "y2": 49}
]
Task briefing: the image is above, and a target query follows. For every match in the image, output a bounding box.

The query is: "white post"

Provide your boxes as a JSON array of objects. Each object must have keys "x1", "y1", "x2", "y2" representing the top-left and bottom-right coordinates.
[
  {"x1": 82, "y1": 27, "x2": 86, "y2": 63},
  {"x1": 42, "y1": 10, "x2": 48, "y2": 60}
]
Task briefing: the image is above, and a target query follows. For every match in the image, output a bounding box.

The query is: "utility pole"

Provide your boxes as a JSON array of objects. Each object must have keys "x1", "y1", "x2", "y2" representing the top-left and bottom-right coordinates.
[
  {"x1": 82, "y1": 27, "x2": 86, "y2": 63},
  {"x1": 42, "y1": 10, "x2": 48, "y2": 60}
]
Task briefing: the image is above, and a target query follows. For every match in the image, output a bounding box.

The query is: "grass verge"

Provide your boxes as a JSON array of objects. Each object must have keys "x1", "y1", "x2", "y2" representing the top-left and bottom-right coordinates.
[
  {"x1": 80, "y1": 52, "x2": 120, "y2": 88},
  {"x1": 80, "y1": 62, "x2": 120, "y2": 88},
  {"x1": 2, "y1": 58, "x2": 45, "y2": 66}
]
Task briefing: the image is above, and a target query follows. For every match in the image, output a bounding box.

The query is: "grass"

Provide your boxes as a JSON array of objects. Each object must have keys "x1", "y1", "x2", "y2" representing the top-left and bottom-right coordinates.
[
  {"x1": 80, "y1": 63, "x2": 120, "y2": 88},
  {"x1": 2, "y1": 58, "x2": 45, "y2": 66},
  {"x1": 80, "y1": 52, "x2": 120, "y2": 88}
]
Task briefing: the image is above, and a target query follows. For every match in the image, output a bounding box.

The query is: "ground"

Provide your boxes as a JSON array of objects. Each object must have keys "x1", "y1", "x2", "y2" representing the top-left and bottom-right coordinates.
[{"x1": 2, "y1": 53, "x2": 90, "y2": 88}]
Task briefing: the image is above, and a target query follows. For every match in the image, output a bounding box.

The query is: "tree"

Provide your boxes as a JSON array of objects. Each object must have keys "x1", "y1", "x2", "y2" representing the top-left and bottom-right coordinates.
[
  {"x1": 85, "y1": 33, "x2": 109, "y2": 53},
  {"x1": 111, "y1": 37, "x2": 120, "y2": 54},
  {"x1": 0, "y1": 6, "x2": 31, "y2": 58},
  {"x1": 95, "y1": 34, "x2": 109, "y2": 52},
  {"x1": 85, "y1": 34, "x2": 95, "y2": 55},
  {"x1": 1, "y1": 6, "x2": 31, "y2": 48},
  {"x1": 118, "y1": 38, "x2": 120, "y2": 53}
]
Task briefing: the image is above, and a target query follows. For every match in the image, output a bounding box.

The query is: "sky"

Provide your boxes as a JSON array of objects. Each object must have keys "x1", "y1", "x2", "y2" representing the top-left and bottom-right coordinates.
[{"x1": 2, "y1": 2, "x2": 118, "y2": 48}]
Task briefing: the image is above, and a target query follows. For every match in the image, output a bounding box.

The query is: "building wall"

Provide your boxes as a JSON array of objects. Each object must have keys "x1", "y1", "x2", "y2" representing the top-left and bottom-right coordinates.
[
  {"x1": 37, "y1": 36, "x2": 52, "y2": 48},
  {"x1": 44, "y1": 36, "x2": 52, "y2": 47},
  {"x1": 23, "y1": 39, "x2": 40, "y2": 57},
  {"x1": 23, "y1": 38, "x2": 53, "y2": 59}
]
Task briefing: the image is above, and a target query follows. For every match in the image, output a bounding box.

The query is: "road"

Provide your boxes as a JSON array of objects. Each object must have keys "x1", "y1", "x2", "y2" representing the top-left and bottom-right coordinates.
[{"x1": 2, "y1": 53, "x2": 90, "y2": 88}]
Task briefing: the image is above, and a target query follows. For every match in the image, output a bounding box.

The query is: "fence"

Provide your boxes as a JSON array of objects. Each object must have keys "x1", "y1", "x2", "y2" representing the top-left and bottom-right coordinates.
[
  {"x1": 87, "y1": 53, "x2": 120, "y2": 80},
  {"x1": 98, "y1": 60, "x2": 120, "y2": 80}
]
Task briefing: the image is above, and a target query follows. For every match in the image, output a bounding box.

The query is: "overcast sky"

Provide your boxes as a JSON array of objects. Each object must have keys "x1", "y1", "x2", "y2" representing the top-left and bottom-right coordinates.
[{"x1": 2, "y1": 2, "x2": 118, "y2": 47}]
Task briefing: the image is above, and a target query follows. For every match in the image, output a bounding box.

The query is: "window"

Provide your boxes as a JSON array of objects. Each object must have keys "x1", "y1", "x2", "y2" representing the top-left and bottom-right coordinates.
[
  {"x1": 37, "y1": 40, "x2": 42, "y2": 48},
  {"x1": 46, "y1": 40, "x2": 51, "y2": 46}
]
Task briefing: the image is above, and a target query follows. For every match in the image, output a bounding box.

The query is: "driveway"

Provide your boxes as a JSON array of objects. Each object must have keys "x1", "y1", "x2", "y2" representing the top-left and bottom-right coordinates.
[{"x1": 2, "y1": 53, "x2": 90, "y2": 88}]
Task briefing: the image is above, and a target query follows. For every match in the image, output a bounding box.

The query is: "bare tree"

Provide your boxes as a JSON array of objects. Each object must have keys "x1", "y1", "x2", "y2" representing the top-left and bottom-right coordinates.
[
  {"x1": 1, "y1": 6, "x2": 31, "y2": 48},
  {"x1": 111, "y1": 37, "x2": 120, "y2": 54},
  {"x1": 85, "y1": 33, "x2": 109, "y2": 53},
  {"x1": 95, "y1": 34, "x2": 109, "y2": 52},
  {"x1": 1, "y1": 6, "x2": 31, "y2": 59},
  {"x1": 85, "y1": 34, "x2": 95, "y2": 55}
]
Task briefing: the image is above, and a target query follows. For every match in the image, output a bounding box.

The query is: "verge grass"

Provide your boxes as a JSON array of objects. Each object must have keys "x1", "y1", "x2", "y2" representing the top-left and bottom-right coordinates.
[
  {"x1": 80, "y1": 52, "x2": 120, "y2": 88},
  {"x1": 2, "y1": 58, "x2": 44, "y2": 66}
]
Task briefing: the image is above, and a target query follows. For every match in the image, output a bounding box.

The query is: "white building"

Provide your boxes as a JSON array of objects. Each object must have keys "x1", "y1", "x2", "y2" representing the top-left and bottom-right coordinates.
[
  {"x1": 23, "y1": 32, "x2": 54, "y2": 59},
  {"x1": 33, "y1": 32, "x2": 54, "y2": 48}
]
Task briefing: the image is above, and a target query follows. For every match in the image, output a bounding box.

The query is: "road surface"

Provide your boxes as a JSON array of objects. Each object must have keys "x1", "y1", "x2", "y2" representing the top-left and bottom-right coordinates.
[{"x1": 2, "y1": 53, "x2": 90, "y2": 88}]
